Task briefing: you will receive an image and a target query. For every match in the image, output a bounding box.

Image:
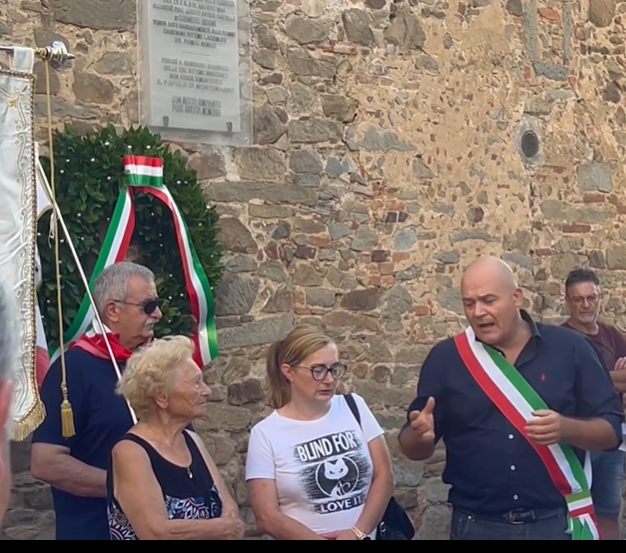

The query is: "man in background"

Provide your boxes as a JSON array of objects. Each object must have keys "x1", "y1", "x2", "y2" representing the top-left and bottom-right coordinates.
[
  {"x1": 562, "y1": 267, "x2": 626, "y2": 540},
  {"x1": 0, "y1": 282, "x2": 17, "y2": 523}
]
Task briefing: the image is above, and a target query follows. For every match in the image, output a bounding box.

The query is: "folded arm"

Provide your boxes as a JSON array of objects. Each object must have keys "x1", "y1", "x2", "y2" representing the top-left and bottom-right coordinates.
[
  {"x1": 31, "y1": 443, "x2": 106, "y2": 497},
  {"x1": 560, "y1": 417, "x2": 619, "y2": 451},
  {"x1": 610, "y1": 369, "x2": 626, "y2": 394},
  {"x1": 112, "y1": 440, "x2": 244, "y2": 540}
]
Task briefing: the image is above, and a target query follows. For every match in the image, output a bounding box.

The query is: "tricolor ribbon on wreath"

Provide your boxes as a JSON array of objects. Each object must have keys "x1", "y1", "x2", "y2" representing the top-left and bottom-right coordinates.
[
  {"x1": 49, "y1": 155, "x2": 219, "y2": 370},
  {"x1": 454, "y1": 327, "x2": 599, "y2": 541}
]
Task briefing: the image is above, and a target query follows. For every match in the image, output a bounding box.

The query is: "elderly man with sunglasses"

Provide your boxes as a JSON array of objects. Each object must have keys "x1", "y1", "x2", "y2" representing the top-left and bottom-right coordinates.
[{"x1": 31, "y1": 262, "x2": 165, "y2": 540}]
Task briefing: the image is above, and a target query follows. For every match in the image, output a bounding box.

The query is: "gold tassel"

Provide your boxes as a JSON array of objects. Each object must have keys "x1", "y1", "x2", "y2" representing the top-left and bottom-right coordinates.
[
  {"x1": 61, "y1": 400, "x2": 75, "y2": 439},
  {"x1": 45, "y1": 62, "x2": 74, "y2": 438}
]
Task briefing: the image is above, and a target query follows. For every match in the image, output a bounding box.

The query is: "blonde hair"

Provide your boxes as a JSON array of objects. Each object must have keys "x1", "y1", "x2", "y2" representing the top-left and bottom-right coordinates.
[
  {"x1": 117, "y1": 335, "x2": 195, "y2": 419},
  {"x1": 266, "y1": 325, "x2": 334, "y2": 409}
]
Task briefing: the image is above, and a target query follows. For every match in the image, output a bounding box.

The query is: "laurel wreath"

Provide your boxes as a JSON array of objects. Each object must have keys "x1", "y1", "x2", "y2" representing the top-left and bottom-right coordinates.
[{"x1": 36, "y1": 124, "x2": 224, "y2": 351}]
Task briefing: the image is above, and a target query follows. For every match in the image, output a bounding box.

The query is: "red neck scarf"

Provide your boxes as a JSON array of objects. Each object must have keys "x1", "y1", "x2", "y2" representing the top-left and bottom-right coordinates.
[{"x1": 70, "y1": 332, "x2": 136, "y2": 361}]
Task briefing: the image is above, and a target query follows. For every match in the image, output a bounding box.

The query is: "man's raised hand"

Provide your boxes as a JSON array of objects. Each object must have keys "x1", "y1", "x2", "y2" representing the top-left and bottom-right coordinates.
[{"x1": 408, "y1": 397, "x2": 436, "y2": 441}]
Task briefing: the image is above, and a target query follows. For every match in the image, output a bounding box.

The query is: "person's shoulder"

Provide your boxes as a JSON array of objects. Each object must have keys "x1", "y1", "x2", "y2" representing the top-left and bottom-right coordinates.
[
  {"x1": 341, "y1": 392, "x2": 371, "y2": 411},
  {"x1": 250, "y1": 411, "x2": 279, "y2": 435},
  {"x1": 538, "y1": 321, "x2": 583, "y2": 340},
  {"x1": 41, "y1": 348, "x2": 92, "y2": 384},
  {"x1": 423, "y1": 335, "x2": 460, "y2": 362},
  {"x1": 537, "y1": 322, "x2": 598, "y2": 348},
  {"x1": 52, "y1": 347, "x2": 104, "y2": 368},
  {"x1": 598, "y1": 321, "x2": 625, "y2": 339},
  {"x1": 112, "y1": 435, "x2": 150, "y2": 464}
]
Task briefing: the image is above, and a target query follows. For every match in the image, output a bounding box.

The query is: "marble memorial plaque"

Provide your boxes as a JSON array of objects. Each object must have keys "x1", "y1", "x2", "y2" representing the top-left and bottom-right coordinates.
[{"x1": 139, "y1": 0, "x2": 244, "y2": 136}]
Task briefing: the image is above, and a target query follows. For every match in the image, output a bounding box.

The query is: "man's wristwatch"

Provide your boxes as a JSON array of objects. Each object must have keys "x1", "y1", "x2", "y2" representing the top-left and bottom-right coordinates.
[{"x1": 351, "y1": 527, "x2": 371, "y2": 540}]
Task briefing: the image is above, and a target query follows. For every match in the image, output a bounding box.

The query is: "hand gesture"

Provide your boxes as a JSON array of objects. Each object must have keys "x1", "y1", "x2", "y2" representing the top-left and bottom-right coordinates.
[
  {"x1": 614, "y1": 357, "x2": 626, "y2": 371},
  {"x1": 408, "y1": 397, "x2": 436, "y2": 441},
  {"x1": 525, "y1": 410, "x2": 563, "y2": 446}
]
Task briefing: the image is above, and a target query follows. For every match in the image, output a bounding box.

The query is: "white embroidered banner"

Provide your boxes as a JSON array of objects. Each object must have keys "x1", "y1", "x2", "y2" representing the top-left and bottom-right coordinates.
[
  {"x1": 35, "y1": 143, "x2": 52, "y2": 389},
  {"x1": 0, "y1": 47, "x2": 43, "y2": 440}
]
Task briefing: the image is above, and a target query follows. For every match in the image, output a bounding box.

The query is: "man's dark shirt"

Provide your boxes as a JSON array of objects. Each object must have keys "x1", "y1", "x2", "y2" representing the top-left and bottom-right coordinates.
[
  {"x1": 32, "y1": 348, "x2": 194, "y2": 540},
  {"x1": 562, "y1": 321, "x2": 626, "y2": 373},
  {"x1": 403, "y1": 311, "x2": 624, "y2": 516},
  {"x1": 32, "y1": 349, "x2": 135, "y2": 540}
]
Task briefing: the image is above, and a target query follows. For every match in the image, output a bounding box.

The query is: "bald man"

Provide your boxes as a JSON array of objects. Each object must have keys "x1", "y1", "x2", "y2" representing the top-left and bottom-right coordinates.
[{"x1": 399, "y1": 257, "x2": 623, "y2": 540}]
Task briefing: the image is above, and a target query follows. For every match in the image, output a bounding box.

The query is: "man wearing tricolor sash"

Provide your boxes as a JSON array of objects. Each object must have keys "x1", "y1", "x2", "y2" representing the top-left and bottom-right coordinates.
[{"x1": 399, "y1": 257, "x2": 624, "y2": 540}]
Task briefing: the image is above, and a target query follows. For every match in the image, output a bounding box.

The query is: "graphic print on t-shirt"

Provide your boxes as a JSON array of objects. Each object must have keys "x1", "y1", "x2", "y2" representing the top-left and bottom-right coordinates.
[{"x1": 293, "y1": 430, "x2": 371, "y2": 515}]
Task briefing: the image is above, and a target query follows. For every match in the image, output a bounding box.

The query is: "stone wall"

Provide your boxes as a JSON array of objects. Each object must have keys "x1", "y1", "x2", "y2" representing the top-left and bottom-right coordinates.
[{"x1": 2, "y1": 0, "x2": 626, "y2": 541}]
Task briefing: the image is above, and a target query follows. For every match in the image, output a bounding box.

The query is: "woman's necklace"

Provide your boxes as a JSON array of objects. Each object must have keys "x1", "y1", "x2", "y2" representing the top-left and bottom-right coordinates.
[{"x1": 148, "y1": 428, "x2": 194, "y2": 479}]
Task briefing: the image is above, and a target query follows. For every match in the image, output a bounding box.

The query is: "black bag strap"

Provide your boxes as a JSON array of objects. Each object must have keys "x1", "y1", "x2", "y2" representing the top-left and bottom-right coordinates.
[{"x1": 344, "y1": 393, "x2": 362, "y2": 427}]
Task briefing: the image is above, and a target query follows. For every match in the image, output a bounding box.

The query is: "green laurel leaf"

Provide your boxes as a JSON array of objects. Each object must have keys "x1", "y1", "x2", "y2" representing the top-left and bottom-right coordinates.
[{"x1": 37, "y1": 124, "x2": 225, "y2": 350}]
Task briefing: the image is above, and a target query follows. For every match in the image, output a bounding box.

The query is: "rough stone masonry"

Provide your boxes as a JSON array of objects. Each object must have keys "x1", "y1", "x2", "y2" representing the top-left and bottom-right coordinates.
[{"x1": 2, "y1": 0, "x2": 626, "y2": 541}]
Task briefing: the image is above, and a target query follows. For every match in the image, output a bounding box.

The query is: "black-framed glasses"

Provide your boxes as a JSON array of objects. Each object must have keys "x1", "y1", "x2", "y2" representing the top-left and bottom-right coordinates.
[
  {"x1": 295, "y1": 363, "x2": 347, "y2": 382},
  {"x1": 114, "y1": 299, "x2": 161, "y2": 315}
]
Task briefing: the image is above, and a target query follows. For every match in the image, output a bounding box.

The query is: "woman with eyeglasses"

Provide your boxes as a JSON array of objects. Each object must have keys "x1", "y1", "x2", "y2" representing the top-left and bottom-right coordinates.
[{"x1": 245, "y1": 325, "x2": 395, "y2": 541}]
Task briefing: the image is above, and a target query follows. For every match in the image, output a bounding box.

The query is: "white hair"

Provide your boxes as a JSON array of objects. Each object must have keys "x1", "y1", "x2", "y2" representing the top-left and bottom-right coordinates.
[{"x1": 92, "y1": 262, "x2": 155, "y2": 318}]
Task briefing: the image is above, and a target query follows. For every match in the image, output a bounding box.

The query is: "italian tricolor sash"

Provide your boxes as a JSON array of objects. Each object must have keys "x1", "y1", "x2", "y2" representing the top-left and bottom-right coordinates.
[
  {"x1": 49, "y1": 155, "x2": 219, "y2": 371},
  {"x1": 453, "y1": 326, "x2": 599, "y2": 540}
]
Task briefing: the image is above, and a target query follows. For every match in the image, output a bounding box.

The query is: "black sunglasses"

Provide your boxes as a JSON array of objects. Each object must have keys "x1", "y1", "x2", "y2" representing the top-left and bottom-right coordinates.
[{"x1": 114, "y1": 299, "x2": 160, "y2": 315}]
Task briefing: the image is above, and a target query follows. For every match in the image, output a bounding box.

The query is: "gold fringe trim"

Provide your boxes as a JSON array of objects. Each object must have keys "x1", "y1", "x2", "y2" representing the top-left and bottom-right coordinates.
[{"x1": 12, "y1": 399, "x2": 46, "y2": 442}]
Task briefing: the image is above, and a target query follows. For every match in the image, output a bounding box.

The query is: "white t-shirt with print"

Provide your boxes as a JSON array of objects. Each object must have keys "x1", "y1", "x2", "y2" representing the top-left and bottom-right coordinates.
[{"x1": 245, "y1": 393, "x2": 384, "y2": 538}]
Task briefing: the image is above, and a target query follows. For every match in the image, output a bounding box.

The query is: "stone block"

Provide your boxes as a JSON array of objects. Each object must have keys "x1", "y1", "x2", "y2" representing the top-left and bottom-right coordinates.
[
  {"x1": 203, "y1": 435, "x2": 236, "y2": 466},
  {"x1": 218, "y1": 314, "x2": 294, "y2": 350},
  {"x1": 577, "y1": 162, "x2": 613, "y2": 193},
  {"x1": 607, "y1": 246, "x2": 626, "y2": 270},
  {"x1": 342, "y1": 9, "x2": 374, "y2": 46},
  {"x1": 286, "y1": 17, "x2": 332, "y2": 44},
  {"x1": 215, "y1": 274, "x2": 260, "y2": 316},
  {"x1": 227, "y1": 379, "x2": 264, "y2": 406},
  {"x1": 384, "y1": 6, "x2": 425, "y2": 50},
  {"x1": 10, "y1": 440, "x2": 32, "y2": 474},
  {"x1": 289, "y1": 150, "x2": 324, "y2": 174},
  {"x1": 589, "y1": 0, "x2": 616, "y2": 26},
  {"x1": 51, "y1": 0, "x2": 135, "y2": 30},
  {"x1": 72, "y1": 73, "x2": 115, "y2": 105},
  {"x1": 341, "y1": 288, "x2": 380, "y2": 311},
  {"x1": 263, "y1": 288, "x2": 293, "y2": 312},
  {"x1": 235, "y1": 148, "x2": 285, "y2": 182},
  {"x1": 252, "y1": 106, "x2": 286, "y2": 145},
  {"x1": 200, "y1": 403, "x2": 253, "y2": 432}
]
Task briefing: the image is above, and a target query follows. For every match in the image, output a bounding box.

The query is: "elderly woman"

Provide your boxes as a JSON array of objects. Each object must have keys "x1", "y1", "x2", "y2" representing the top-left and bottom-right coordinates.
[
  {"x1": 106, "y1": 336, "x2": 245, "y2": 540},
  {"x1": 246, "y1": 326, "x2": 396, "y2": 540}
]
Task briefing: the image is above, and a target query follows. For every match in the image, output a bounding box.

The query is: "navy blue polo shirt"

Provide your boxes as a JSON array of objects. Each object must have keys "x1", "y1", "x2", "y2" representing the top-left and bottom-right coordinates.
[
  {"x1": 32, "y1": 349, "x2": 135, "y2": 540},
  {"x1": 403, "y1": 311, "x2": 624, "y2": 516}
]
